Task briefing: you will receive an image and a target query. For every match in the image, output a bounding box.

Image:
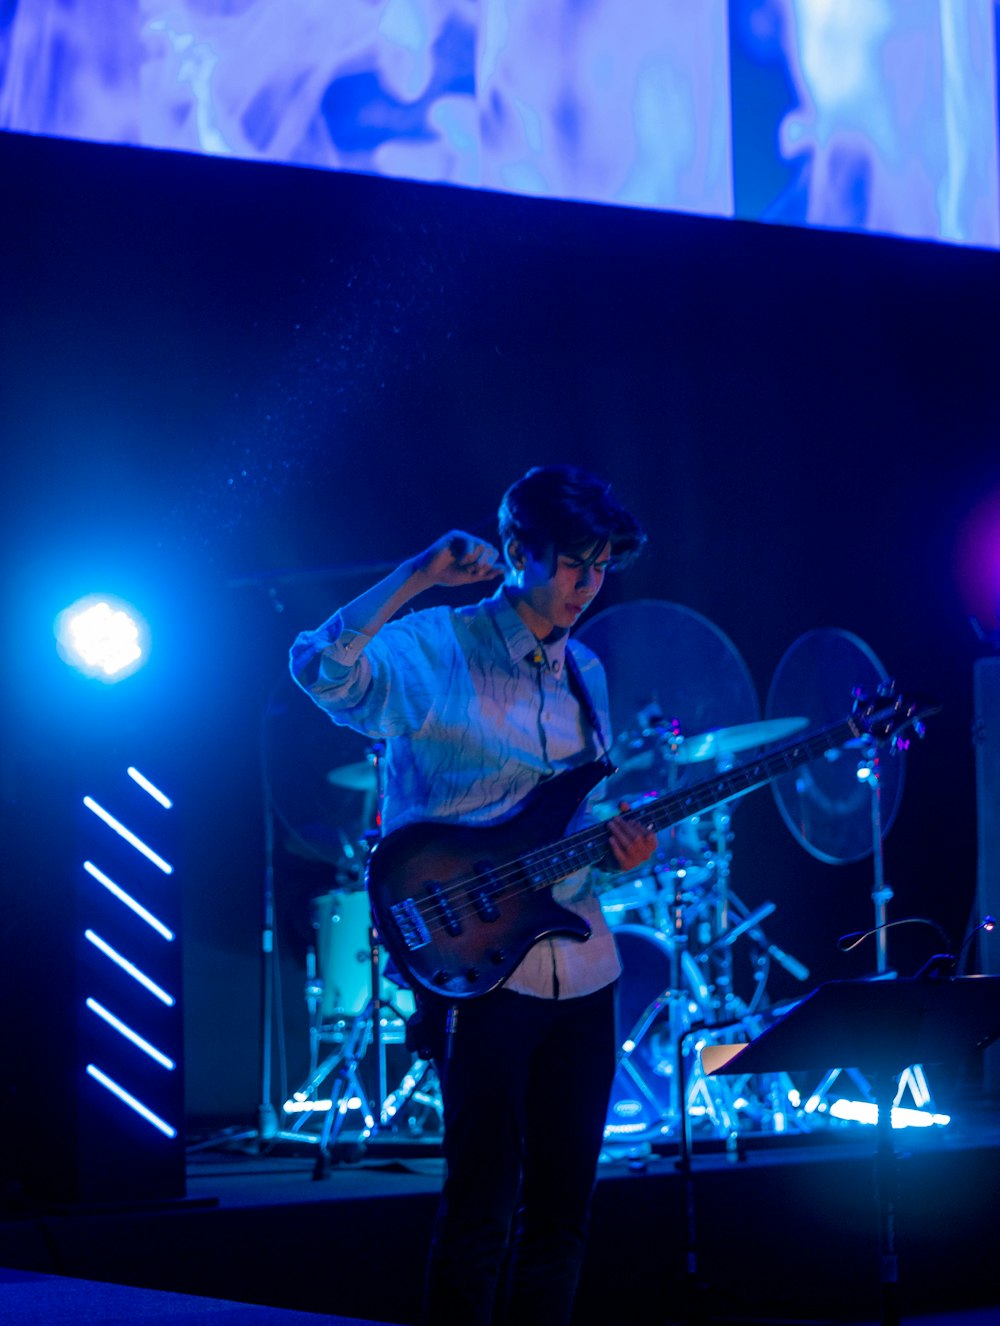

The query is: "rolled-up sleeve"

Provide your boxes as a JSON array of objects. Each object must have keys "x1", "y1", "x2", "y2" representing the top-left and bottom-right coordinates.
[
  {"x1": 289, "y1": 609, "x2": 446, "y2": 740},
  {"x1": 289, "y1": 610, "x2": 376, "y2": 703},
  {"x1": 290, "y1": 613, "x2": 366, "y2": 679}
]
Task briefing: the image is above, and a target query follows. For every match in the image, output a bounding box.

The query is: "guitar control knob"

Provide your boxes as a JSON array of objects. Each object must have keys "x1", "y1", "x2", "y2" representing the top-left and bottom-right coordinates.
[
  {"x1": 433, "y1": 970, "x2": 449, "y2": 986},
  {"x1": 465, "y1": 968, "x2": 480, "y2": 984},
  {"x1": 487, "y1": 948, "x2": 506, "y2": 965}
]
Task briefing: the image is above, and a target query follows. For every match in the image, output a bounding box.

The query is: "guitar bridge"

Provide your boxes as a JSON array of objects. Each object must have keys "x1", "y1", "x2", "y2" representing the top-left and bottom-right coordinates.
[{"x1": 391, "y1": 898, "x2": 431, "y2": 951}]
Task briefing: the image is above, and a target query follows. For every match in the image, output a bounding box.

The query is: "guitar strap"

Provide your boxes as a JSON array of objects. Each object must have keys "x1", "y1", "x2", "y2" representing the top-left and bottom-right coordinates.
[{"x1": 564, "y1": 643, "x2": 613, "y2": 767}]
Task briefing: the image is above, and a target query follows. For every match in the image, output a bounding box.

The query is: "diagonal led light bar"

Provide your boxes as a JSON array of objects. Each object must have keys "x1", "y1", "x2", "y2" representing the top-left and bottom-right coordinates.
[
  {"x1": 86, "y1": 998, "x2": 175, "y2": 1070},
  {"x1": 84, "y1": 790, "x2": 173, "y2": 875},
  {"x1": 85, "y1": 930, "x2": 175, "y2": 1006},
  {"x1": 78, "y1": 762, "x2": 181, "y2": 1168},
  {"x1": 86, "y1": 1064, "x2": 176, "y2": 1138},
  {"x1": 127, "y1": 766, "x2": 173, "y2": 809},
  {"x1": 83, "y1": 861, "x2": 174, "y2": 940},
  {"x1": 83, "y1": 797, "x2": 173, "y2": 874}
]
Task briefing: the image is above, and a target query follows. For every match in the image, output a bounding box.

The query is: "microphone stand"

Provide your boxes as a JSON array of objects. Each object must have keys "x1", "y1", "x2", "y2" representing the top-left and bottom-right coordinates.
[{"x1": 861, "y1": 740, "x2": 894, "y2": 978}]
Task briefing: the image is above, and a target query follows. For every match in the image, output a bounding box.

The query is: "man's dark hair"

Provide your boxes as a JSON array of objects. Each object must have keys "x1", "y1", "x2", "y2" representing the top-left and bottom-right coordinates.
[{"x1": 498, "y1": 465, "x2": 646, "y2": 569}]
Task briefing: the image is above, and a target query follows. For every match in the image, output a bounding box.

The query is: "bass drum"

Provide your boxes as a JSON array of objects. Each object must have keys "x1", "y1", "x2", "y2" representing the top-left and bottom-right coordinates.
[{"x1": 606, "y1": 925, "x2": 712, "y2": 1141}]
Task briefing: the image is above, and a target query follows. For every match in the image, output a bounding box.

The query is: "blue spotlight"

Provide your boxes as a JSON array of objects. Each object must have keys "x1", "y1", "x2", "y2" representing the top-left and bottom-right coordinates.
[{"x1": 55, "y1": 595, "x2": 148, "y2": 682}]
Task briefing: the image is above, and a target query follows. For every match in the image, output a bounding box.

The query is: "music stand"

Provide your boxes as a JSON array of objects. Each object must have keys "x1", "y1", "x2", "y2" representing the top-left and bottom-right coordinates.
[{"x1": 703, "y1": 976, "x2": 1000, "y2": 1326}]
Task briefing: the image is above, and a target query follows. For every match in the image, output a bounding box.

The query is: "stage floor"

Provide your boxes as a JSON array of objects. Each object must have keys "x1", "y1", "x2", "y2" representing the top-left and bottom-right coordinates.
[{"x1": 3, "y1": 1101, "x2": 1000, "y2": 1326}]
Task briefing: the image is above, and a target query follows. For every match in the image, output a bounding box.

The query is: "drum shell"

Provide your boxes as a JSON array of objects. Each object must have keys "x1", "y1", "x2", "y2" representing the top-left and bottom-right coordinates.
[{"x1": 313, "y1": 890, "x2": 414, "y2": 1021}]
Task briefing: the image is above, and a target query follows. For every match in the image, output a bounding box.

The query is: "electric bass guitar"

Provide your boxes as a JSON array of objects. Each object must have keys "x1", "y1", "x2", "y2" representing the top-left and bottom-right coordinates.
[{"x1": 366, "y1": 688, "x2": 938, "y2": 999}]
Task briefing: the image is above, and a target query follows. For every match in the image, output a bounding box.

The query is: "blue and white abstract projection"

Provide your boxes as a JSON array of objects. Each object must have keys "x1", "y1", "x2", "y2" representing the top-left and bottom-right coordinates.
[{"x1": 0, "y1": 0, "x2": 996, "y2": 245}]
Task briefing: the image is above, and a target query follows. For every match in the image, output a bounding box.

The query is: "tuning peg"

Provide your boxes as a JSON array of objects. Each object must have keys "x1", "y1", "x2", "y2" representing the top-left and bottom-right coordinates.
[
  {"x1": 877, "y1": 678, "x2": 897, "y2": 698},
  {"x1": 913, "y1": 719, "x2": 927, "y2": 739}
]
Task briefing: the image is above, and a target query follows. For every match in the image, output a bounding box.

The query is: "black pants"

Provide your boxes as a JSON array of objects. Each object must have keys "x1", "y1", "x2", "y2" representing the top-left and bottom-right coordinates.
[{"x1": 420, "y1": 983, "x2": 617, "y2": 1326}]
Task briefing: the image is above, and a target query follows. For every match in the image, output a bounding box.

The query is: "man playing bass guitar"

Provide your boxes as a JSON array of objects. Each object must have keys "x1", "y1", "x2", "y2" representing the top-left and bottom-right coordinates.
[{"x1": 290, "y1": 465, "x2": 655, "y2": 1326}]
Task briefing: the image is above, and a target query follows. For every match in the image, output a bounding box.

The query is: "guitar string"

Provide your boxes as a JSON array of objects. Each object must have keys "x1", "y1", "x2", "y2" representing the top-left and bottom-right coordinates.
[
  {"x1": 404, "y1": 729, "x2": 850, "y2": 939},
  {"x1": 394, "y1": 721, "x2": 864, "y2": 941}
]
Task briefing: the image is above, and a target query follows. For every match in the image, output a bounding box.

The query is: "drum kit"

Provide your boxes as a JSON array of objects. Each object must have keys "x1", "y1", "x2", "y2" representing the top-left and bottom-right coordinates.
[
  {"x1": 282, "y1": 602, "x2": 917, "y2": 1157},
  {"x1": 594, "y1": 711, "x2": 814, "y2": 1149},
  {"x1": 283, "y1": 747, "x2": 443, "y2": 1165}
]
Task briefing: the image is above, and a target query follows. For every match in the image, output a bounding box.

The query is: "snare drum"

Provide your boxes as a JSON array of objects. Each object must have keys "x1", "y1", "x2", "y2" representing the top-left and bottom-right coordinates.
[{"x1": 312, "y1": 891, "x2": 415, "y2": 1024}]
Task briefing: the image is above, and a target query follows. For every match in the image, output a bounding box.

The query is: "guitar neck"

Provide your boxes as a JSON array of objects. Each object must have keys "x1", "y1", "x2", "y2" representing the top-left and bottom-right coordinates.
[
  {"x1": 636, "y1": 716, "x2": 858, "y2": 835},
  {"x1": 528, "y1": 716, "x2": 860, "y2": 884}
]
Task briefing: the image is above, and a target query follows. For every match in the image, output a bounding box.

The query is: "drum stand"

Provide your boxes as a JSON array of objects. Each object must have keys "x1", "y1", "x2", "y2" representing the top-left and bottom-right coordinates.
[
  {"x1": 610, "y1": 851, "x2": 805, "y2": 1152},
  {"x1": 289, "y1": 920, "x2": 443, "y2": 1175},
  {"x1": 680, "y1": 799, "x2": 808, "y2": 1145},
  {"x1": 288, "y1": 741, "x2": 443, "y2": 1167}
]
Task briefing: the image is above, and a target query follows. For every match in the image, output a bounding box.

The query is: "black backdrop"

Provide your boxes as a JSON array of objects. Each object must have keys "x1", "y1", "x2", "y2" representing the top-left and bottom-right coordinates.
[{"x1": 2, "y1": 129, "x2": 998, "y2": 1125}]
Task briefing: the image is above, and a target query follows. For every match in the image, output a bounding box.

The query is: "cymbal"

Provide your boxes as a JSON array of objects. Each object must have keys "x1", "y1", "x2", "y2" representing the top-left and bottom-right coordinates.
[
  {"x1": 577, "y1": 600, "x2": 760, "y2": 742},
  {"x1": 670, "y1": 716, "x2": 809, "y2": 764},
  {"x1": 575, "y1": 599, "x2": 761, "y2": 801},
  {"x1": 326, "y1": 761, "x2": 377, "y2": 792}
]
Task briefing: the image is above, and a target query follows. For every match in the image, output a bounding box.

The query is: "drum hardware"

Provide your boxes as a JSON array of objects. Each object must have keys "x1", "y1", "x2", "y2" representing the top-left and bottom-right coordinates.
[
  {"x1": 379, "y1": 1056, "x2": 442, "y2": 1131},
  {"x1": 286, "y1": 885, "x2": 443, "y2": 1167},
  {"x1": 288, "y1": 739, "x2": 442, "y2": 1165},
  {"x1": 765, "y1": 634, "x2": 945, "y2": 1129},
  {"x1": 586, "y1": 604, "x2": 941, "y2": 1150},
  {"x1": 600, "y1": 851, "x2": 707, "y2": 925},
  {"x1": 329, "y1": 830, "x2": 371, "y2": 892},
  {"x1": 604, "y1": 923, "x2": 715, "y2": 1146},
  {"x1": 857, "y1": 728, "x2": 895, "y2": 977},
  {"x1": 792, "y1": 731, "x2": 948, "y2": 1127},
  {"x1": 188, "y1": 685, "x2": 387, "y2": 1157},
  {"x1": 603, "y1": 915, "x2": 798, "y2": 1149},
  {"x1": 704, "y1": 900, "x2": 777, "y2": 952},
  {"x1": 603, "y1": 758, "x2": 815, "y2": 1145}
]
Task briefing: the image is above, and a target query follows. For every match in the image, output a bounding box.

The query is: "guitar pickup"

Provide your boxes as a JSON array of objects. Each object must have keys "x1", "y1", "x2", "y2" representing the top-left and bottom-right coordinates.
[
  {"x1": 390, "y1": 898, "x2": 431, "y2": 951},
  {"x1": 427, "y1": 881, "x2": 462, "y2": 937},
  {"x1": 470, "y1": 861, "x2": 502, "y2": 922}
]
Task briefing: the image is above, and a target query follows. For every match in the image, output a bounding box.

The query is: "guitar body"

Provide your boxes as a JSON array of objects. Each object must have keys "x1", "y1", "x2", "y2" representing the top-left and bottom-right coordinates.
[{"x1": 367, "y1": 761, "x2": 606, "y2": 999}]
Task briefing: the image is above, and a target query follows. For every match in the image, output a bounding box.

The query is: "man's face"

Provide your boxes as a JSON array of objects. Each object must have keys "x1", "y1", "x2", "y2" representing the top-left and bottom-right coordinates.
[{"x1": 517, "y1": 540, "x2": 612, "y2": 637}]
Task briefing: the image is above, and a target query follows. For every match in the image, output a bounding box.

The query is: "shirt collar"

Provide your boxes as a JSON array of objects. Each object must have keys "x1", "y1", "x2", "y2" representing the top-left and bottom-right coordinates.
[{"x1": 485, "y1": 586, "x2": 569, "y2": 672}]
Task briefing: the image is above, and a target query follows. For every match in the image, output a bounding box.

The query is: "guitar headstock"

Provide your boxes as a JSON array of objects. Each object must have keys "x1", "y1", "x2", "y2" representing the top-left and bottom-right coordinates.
[{"x1": 849, "y1": 684, "x2": 941, "y2": 747}]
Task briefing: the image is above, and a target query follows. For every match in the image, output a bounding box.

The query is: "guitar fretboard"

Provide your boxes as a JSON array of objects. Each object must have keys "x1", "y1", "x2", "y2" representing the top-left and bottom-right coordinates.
[{"x1": 521, "y1": 717, "x2": 859, "y2": 888}]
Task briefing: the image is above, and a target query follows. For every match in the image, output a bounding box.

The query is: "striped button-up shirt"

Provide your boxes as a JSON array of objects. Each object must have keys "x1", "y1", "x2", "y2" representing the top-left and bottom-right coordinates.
[{"x1": 289, "y1": 585, "x2": 621, "y2": 998}]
